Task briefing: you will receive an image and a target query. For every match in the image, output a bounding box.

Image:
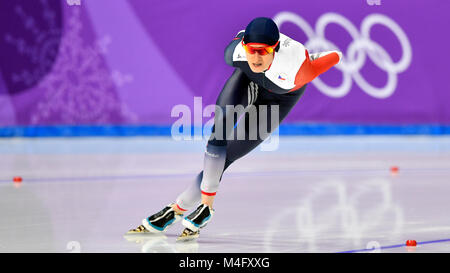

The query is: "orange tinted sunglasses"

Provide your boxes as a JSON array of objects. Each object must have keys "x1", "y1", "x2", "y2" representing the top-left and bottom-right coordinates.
[{"x1": 242, "y1": 40, "x2": 279, "y2": 56}]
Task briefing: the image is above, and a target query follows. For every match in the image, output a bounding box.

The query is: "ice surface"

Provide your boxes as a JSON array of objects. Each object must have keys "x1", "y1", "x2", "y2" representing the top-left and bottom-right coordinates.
[{"x1": 0, "y1": 136, "x2": 449, "y2": 253}]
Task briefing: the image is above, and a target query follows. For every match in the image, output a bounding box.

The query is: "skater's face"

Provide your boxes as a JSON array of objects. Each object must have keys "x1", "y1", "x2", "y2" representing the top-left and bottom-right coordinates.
[{"x1": 244, "y1": 44, "x2": 275, "y2": 73}]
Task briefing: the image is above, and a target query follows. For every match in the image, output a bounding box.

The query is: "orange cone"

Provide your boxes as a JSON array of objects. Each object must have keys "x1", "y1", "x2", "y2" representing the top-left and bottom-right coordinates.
[{"x1": 13, "y1": 176, "x2": 22, "y2": 183}]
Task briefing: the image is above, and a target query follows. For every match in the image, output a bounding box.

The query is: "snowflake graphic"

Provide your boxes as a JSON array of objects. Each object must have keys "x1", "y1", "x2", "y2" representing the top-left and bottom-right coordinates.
[
  {"x1": 30, "y1": 6, "x2": 138, "y2": 124},
  {"x1": 66, "y1": 0, "x2": 81, "y2": 6},
  {"x1": 4, "y1": 0, "x2": 61, "y2": 89},
  {"x1": 97, "y1": 35, "x2": 135, "y2": 87}
]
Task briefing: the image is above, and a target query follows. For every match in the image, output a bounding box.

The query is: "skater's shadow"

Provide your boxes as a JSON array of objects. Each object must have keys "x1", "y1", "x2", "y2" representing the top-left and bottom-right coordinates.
[{"x1": 123, "y1": 233, "x2": 199, "y2": 253}]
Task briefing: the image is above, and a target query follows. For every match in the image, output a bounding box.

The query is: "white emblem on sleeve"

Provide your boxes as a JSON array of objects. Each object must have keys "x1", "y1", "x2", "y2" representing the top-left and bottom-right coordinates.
[{"x1": 233, "y1": 43, "x2": 247, "y2": 62}]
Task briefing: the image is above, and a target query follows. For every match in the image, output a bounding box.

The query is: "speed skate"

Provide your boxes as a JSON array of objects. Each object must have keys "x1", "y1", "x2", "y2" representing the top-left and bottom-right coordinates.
[
  {"x1": 126, "y1": 204, "x2": 184, "y2": 235},
  {"x1": 176, "y1": 204, "x2": 215, "y2": 241},
  {"x1": 177, "y1": 228, "x2": 200, "y2": 242}
]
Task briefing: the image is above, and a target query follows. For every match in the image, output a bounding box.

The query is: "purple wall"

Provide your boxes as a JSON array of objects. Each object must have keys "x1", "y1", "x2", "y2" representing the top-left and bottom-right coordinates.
[{"x1": 0, "y1": 0, "x2": 449, "y2": 126}]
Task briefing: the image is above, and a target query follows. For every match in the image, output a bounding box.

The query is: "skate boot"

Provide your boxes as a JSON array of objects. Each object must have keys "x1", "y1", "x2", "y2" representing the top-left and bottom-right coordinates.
[
  {"x1": 126, "y1": 204, "x2": 183, "y2": 234},
  {"x1": 177, "y1": 204, "x2": 214, "y2": 241}
]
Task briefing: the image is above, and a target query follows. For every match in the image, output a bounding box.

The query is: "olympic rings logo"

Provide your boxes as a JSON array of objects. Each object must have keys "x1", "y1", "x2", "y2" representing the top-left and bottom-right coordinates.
[{"x1": 273, "y1": 12, "x2": 412, "y2": 99}]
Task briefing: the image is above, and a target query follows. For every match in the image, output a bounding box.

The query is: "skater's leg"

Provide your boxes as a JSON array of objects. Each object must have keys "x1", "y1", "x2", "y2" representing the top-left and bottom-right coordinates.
[
  {"x1": 175, "y1": 69, "x2": 251, "y2": 210},
  {"x1": 174, "y1": 158, "x2": 234, "y2": 212},
  {"x1": 174, "y1": 172, "x2": 203, "y2": 212},
  {"x1": 198, "y1": 69, "x2": 253, "y2": 206}
]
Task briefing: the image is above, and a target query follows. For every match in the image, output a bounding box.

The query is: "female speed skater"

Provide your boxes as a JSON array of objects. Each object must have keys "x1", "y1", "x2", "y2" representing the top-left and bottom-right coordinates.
[{"x1": 127, "y1": 17, "x2": 342, "y2": 240}]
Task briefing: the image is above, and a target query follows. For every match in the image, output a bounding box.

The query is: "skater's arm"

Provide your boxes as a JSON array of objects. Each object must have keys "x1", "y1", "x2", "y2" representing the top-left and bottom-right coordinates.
[
  {"x1": 309, "y1": 50, "x2": 342, "y2": 73},
  {"x1": 292, "y1": 49, "x2": 342, "y2": 89},
  {"x1": 224, "y1": 30, "x2": 245, "y2": 66}
]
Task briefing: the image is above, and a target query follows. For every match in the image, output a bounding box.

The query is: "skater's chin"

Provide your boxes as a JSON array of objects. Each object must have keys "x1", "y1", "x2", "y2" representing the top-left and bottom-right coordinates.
[{"x1": 250, "y1": 63, "x2": 265, "y2": 73}]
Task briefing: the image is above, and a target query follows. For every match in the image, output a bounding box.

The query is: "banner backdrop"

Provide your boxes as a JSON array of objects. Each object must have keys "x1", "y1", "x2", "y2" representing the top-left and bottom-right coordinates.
[{"x1": 0, "y1": 0, "x2": 449, "y2": 130}]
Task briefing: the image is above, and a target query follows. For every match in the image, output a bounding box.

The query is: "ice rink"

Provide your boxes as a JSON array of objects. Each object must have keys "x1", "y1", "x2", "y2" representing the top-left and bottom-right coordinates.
[{"x1": 1, "y1": 136, "x2": 450, "y2": 253}]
